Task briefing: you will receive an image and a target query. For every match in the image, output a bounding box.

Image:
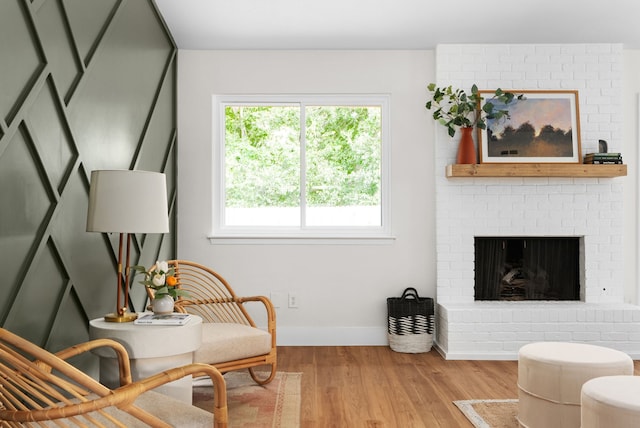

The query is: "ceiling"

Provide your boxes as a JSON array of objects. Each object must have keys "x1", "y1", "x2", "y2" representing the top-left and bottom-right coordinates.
[{"x1": 155, "y1": 0, "x2": 640, "y2": 50}]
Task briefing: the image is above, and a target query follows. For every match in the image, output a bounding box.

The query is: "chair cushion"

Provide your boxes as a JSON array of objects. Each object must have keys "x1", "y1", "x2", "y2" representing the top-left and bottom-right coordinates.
[
  {"x1": 132, "y1": 390, "x2": 214, "y2": 427},
  {"x1": 42, "y1": 390, "x2": 214, "y2": 427},
  {"x1": 194, "y1": 323, "x2": 272, "y2": 365}
]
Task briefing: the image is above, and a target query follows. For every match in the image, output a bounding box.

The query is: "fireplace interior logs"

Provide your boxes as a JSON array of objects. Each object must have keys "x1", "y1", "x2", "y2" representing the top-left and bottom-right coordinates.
[{"x1": 474, "y1": 237, "x2": 580, "y2": 301}]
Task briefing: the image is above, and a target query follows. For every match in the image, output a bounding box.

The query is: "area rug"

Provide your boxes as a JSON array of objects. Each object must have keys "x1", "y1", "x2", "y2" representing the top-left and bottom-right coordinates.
[
  {"x1": 454, "y1": 399, "x2": 519, "y2": 428},
  {"x1": 193, "y1": 371, "x2": 301, "y2": 427}
]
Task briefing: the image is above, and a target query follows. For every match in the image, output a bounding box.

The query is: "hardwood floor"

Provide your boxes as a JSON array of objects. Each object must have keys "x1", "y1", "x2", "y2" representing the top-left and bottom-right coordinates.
[{"x1": 276, "y1": 346, "x2": 640, "y2": 428}]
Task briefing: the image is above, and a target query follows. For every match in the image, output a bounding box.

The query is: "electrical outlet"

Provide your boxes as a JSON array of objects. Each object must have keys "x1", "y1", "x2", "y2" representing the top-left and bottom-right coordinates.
[{"x1": 288, "y1": 293, "x2": 298, "y2": 308}]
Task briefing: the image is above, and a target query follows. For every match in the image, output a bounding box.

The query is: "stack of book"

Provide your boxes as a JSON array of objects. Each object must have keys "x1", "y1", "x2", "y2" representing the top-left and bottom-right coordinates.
[
  {"x1": 583, "y1": 153, "x2": 623, "y2": 164},
  {"x1": 134, "y1": 313, "x2": 192, "y2": 325}
]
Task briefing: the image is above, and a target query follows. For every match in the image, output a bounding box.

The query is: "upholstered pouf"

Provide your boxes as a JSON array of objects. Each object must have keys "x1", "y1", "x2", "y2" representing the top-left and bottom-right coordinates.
[
  {"x1": 581, "y1": 375, "x2": 640, "y2": 428},
  {"x1": 517, "y1": 342, "x2": 633, "y2": 428}
]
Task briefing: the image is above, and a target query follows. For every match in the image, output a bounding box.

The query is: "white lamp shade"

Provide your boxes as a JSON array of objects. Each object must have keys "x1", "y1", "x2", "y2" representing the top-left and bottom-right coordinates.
[{"x1": 86, "y1": 170, "x2": 170, "y2": 233}]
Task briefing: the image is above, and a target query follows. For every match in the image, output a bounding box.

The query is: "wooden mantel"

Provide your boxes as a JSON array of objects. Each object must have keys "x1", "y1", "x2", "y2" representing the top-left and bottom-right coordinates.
[{"x1": 446, "y1": 163, "x2": 627, "y2": 178}]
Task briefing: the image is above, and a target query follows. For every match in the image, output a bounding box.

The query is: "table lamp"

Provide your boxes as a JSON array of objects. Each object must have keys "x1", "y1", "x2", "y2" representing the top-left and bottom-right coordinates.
[{"x1": 86, "y1": 170, "x2": 169, "y2": 322}]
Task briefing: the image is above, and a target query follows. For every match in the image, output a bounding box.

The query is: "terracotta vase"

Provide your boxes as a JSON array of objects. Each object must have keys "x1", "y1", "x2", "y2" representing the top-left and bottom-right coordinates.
[
  {"x1": 456, "y1": 127, "x2": 477, "y2": 164},
  {"x1": 151, "y1": 295, "x2": 175, "y2": 315}
]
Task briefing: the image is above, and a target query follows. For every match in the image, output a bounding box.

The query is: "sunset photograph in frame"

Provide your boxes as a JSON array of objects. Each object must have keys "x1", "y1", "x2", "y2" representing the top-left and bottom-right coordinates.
[{"x1": 478, "y1": 90, "x2": 581, "y2": 163}]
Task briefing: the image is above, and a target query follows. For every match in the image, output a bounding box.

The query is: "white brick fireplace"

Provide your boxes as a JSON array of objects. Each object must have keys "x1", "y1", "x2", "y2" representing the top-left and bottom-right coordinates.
[{"x1": 434, "y1": 43, "x2": 640, "y2": 359}]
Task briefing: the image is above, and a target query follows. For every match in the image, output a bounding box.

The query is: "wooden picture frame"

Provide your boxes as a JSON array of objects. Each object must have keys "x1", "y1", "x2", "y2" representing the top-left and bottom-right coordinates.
[{"x1": 478, "y1": 90, "x2": 581, "y2": 163}]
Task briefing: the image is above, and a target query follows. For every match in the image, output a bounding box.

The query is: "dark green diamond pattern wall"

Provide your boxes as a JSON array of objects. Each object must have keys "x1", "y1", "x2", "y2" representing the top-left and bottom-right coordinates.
[{"x1": 0, "y1": 0, "x2": 177, "y2": 371}]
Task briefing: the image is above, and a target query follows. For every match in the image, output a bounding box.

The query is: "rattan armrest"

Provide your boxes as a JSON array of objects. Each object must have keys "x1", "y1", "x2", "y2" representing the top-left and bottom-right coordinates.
[
  {"x1": 53, "y1": 338, "x2": 133, "y2": 386},
  {"x1": 118, "y1": 363, "x2": 228, "y2": 426},
  {"x1": 236, "y1": 295, "x2": 277, "y2": 335}
]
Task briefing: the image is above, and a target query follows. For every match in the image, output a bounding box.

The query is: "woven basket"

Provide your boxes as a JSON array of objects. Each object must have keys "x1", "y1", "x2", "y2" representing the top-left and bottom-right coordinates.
[{"x1": 387, "y1": 287, "x2": 434, "y2": 353}]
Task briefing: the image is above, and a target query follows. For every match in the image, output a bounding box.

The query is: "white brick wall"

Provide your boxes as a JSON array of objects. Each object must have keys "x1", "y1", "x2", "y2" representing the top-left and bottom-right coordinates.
[{"x1": 433, "y1": 44, "x2": 640, "y2": 359}]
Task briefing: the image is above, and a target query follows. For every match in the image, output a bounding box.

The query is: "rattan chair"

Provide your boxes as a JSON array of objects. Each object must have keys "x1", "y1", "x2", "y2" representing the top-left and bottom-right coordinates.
[
  {"x1": 146, "y1": 260, "x2": 277, "y2": 385},
  {"x1": 0, "y1": 327, "x2": 228, "y2": 427}
]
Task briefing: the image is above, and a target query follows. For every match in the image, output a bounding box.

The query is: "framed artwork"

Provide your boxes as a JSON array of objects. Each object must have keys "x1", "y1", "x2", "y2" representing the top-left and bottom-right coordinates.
[{"x1": 478, "y1": 90, "x2": 581, "y2": 163}]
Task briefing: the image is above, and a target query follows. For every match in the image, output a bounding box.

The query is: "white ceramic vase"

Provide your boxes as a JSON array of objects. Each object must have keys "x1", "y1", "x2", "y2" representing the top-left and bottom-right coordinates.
[{"x1": 151, "y1": 295, "x2": 175, "y2": 315}]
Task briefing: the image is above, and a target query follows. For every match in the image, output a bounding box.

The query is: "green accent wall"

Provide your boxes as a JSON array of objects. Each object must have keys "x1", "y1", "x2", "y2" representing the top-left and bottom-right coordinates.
[{"x1": 0, "y1": 0, "x2": 176, "y2": 373}]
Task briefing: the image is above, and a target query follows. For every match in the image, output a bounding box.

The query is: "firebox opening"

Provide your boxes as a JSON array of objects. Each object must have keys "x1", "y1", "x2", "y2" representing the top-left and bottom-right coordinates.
[{"x1": 474, "y1": 237, "x2": 581, "y2": 301}]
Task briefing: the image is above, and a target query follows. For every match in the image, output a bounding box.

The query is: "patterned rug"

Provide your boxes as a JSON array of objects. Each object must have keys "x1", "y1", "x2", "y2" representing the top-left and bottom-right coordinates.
[
  {"x1": 193, "y1": 371, "x2": 301, "y2": 427},
  {"x1": 454, "y1": 399, "x2": 519, "y2": 428}
]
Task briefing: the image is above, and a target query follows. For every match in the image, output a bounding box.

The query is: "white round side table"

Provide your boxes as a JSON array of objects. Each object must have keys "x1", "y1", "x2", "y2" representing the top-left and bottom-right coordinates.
[{"x1": 89, "y1": 314, "x2": 202, "y2": 404}]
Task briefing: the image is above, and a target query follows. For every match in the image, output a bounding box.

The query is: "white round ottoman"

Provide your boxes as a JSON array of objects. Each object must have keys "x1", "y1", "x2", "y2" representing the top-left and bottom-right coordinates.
[
  {"x1": 581, "y1": 376, "x2": 640, "y2": 428},
  {"x1": 517, "y1": 342, "x2": 633, "y2": 428}
]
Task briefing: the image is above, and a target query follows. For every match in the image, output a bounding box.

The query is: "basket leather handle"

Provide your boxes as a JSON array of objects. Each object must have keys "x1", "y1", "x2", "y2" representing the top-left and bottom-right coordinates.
[{"x1": 400, "y1": 287, "x2": 420, "y2": 300}]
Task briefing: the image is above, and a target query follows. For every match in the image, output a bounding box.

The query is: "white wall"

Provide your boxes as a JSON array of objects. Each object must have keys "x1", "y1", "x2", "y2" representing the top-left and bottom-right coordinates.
[
  {"x1": 623, "y1": 50, "x2": 640, "y2": 305},
  {"x1": 176, "y1": 50, "x2": 436, "y2": 345},
  {"x1": 176, "y1": 48, "x2": 639, "y2": 347}
]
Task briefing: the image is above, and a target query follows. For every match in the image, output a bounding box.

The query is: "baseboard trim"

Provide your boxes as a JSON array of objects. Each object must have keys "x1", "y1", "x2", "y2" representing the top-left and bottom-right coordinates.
[
  {"x1": 274, "y1": 330, "x2": 640, "y2": 360},
  {"x1": 276, "y1": 326, "x2": 388, "y2": 346}
]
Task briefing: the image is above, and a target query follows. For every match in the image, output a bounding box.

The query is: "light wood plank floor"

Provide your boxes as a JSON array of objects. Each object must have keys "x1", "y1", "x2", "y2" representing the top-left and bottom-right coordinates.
[{"x1": 276, "y1": 346, "x2": 640, "y2": 428}]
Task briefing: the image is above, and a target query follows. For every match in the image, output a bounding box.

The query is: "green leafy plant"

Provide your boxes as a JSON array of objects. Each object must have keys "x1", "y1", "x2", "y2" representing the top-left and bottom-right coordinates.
[
  {"x1": 425, "y1": 83, "x2": 523, "y2": 138},
  {"x1": 132, "y1": 260, "x2": 189, "y2": 300}
]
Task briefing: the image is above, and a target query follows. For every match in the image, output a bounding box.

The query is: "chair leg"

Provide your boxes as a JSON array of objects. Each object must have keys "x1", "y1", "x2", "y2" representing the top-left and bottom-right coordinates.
[{"x1": 248, "y1": 363, "x2": 277, "y2": 385}]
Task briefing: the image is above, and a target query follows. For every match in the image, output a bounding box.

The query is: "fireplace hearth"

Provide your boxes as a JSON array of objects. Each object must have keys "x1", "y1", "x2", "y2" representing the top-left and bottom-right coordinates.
[{"x1": 475, "y1": 237, "x2": 580, "y2": 301}]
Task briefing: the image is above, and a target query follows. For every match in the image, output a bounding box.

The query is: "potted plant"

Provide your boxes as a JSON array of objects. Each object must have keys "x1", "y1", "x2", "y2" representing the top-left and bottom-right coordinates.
[
  {"x1": 132, "y1": 260, "x2": 190, "y2": 314},
  {"x1": 425, "y1": 83, "x2": 522, "y2": 164}
]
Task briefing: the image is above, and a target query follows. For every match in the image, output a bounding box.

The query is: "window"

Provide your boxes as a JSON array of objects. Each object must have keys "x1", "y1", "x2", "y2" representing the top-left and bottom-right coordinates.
[{"x1": 212, "y1": 95, "x2": 390, "y2": 241}]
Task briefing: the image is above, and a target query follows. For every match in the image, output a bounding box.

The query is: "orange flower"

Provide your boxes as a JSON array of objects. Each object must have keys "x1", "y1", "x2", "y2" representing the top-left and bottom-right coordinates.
[{"x1": 166, "y1": 276, "x2": 178, "y2": 287}]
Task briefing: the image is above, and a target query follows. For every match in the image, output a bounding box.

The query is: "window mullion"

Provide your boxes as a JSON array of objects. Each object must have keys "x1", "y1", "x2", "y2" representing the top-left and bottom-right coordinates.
[{"x1": 299, "y1": 103, "x2": 307, "y2": 228}]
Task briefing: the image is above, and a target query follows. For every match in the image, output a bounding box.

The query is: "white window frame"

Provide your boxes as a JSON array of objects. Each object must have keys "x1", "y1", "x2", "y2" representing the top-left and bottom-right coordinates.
[{"x1": 209, "y1": 94, "x2": 393, "y2": 244}]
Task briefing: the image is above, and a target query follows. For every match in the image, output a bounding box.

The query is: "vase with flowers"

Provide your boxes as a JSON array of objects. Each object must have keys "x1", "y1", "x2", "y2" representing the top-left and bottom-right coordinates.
[
  {"x1": 132, "y1": 261, "x2": 189, "y2": 315},
  {"x1": 425, "y1": 83, "x2": 523, "y2": 164}
]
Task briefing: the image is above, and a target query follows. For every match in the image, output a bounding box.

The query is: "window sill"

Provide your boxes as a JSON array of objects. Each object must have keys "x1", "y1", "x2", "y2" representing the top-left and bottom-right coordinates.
[{"x1": 207, "y1": 235, "x2": 396, "y2": 245}]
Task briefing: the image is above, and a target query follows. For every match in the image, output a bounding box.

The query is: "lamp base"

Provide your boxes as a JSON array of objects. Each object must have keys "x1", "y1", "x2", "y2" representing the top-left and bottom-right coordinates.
[{"x1": 104, "y1": 312, "x2": 138, "y2": 323}]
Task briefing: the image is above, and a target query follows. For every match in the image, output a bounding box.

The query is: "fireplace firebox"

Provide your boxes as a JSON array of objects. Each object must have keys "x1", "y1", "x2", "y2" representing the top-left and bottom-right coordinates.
[{"x1": 474, "y1": 237, "x2": 580, "y2": 301}]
